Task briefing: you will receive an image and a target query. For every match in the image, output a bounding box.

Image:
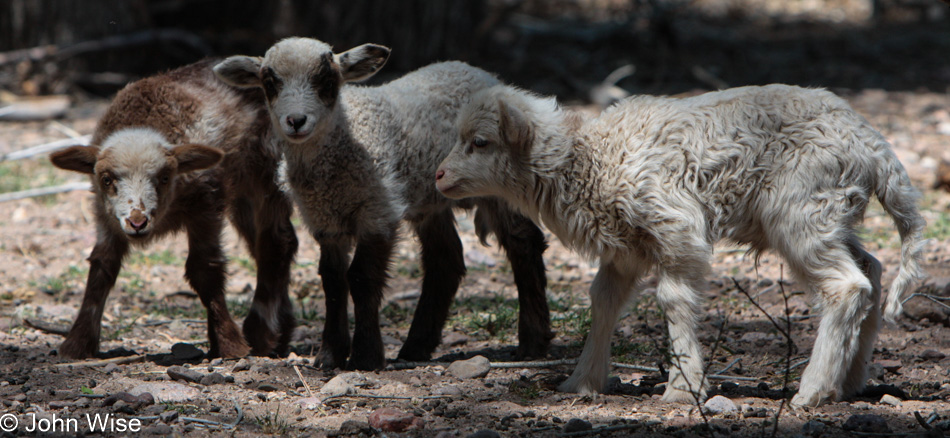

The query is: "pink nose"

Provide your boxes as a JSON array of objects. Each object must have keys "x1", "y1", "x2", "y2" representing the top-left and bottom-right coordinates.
[
  {"x1": 435, "y1": 170, "x2": 445, "y2": 180},
  {"x1": 127, "y1": 216, "x2": 148, "y2": 231}
]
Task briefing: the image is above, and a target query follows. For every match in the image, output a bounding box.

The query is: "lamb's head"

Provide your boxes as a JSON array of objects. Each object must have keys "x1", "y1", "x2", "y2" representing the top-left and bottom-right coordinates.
[
  {"x1": 436, "y1": 86, "x2": 547, "y2": 203},
  {"x1": 214, "y1": 37, "x2": 390, "y2": 143},
  {"x1": 50, "y1": 128, "x2": 224, "y2": 238}
]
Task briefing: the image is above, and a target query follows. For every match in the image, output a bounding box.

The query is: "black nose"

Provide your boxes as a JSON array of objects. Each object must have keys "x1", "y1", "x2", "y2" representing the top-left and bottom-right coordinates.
[{"x1": 286, "y1": 114, "x2": 308, "y2": 131}]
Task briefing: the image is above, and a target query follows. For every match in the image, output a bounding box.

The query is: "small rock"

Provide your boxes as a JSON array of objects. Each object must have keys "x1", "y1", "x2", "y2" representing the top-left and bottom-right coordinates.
[
  {"x1": 842, "y1": 414, "x2": 890, "y2": 433},
  {"x1": 801, "y1": 420, "x2": 825, "y2": 436},
  {"x1": 368, "y1": 407, "x2": 423, "y2": 432},
  {"x1": 258, "y1": 383, "x2": 279, "y2": 392},
  {"x1": 170, "y1": 343, "x2": 205, "y2": 361},
  {"x1": 167, "y1": 366, "x2": 203, "y2": 383},
  {"x1": 49, "y1": 400, "x2": 72, "y2": 409},
  {"x1": 130, "y1": 383, "x2": 200, "y2": 403},
  {"x1": 136, "y1": 392, "x2": 155, "y2": 406},
  {"x1": 113, "y1": 400, "x2": 137, "y2": 414},
  {"x1": 879, "y1": 394, "x2": 902, "y2": 407},
  {"x1": 434, "y1": 385, "x2": 463, "y2": 397},
  {"x1": 876, "y1": 359, "x2": 902, "y2": 373},
  {"x1": 466, "y1": 430, "x2": 501, "y2": 438},
  {"x1": 446, "y1": 355, "x2": 491, "y2": 379},
  {"x1": 103, "y1": 391, "x2": 142, "y2": 406},
  {"x1": 294, "y1": 397, "x2": 322, "y2": 410},
  {"x1": 144, "y1": 424, "x2": 174, "y2": 435},
  {"x1": 232, "y1": 358, "x2": 251, "y2": 372},
  {"x1": 852, "y1": 401, "x2": 872, "y2": 410},
  {"x1": 320, "y1": 374, "x2": 358, "y2": 396},
  {"x1": 160, "y1": 410, "x2": 179, "y2": 423},
  {"x1": 921, "y1": 349, "x2": 946, "y2": 360},
  {"x1": 199, "y1": 372, "x2": 226, "y2": 386},
  {"x1": 563, "y1": 418, "x2": 593, "y2": 433},
  {"x1": 866, "y1": 362, "x2": 886, "y2": 381},
  {"x1": 720, "y1": 381, "x2": 738, "y2": 391},
  {"x1": 703, "y1": 395, "x2": 738, "y2": 414},
  {"x1": 102, "y1": 363, "x2": 119, "y2": 373},
  {"x1": 442, "y1": 332, "x2": 469, "y2": 347}
]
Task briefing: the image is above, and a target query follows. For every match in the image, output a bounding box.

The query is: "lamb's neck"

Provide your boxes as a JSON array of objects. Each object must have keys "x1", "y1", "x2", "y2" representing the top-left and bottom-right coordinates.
[{"x1": 517, "y1": 120, "x2": 610, "y2": 259}]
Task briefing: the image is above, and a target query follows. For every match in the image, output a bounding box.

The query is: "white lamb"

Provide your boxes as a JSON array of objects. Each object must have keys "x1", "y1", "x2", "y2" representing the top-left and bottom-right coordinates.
[
  {"x1": 435, "y1": 84, "x2": 925, "y2": 407},
  {"x1": 214, "y1": 38, "x2": 552, "y2": 370}
]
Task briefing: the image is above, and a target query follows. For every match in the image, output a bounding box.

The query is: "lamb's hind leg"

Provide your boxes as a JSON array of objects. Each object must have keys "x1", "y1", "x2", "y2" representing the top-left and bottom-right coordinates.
[
  {"x1": 346, "y1": 225, "x2": 397, "y2": 370},
  {"x1": 787, "y1": 242, "x2": 874, "y2": 408},
  {"x1": 657, "y1": 267, "x2": 709, "y2": 403},
  {"x1": 842, "y1": 240, "x2": 883, "y2": 397},
  {"x1": 559, "y1": 262, "x2": 639, "y2": 394},
  {"x1": 244, "y1": 197, "x2": 298, "y2": 356},
  {"x1": 315, "y1": 238, "x2": 352, "y2": 368},
  {"x1": 478, "y1": 201, "x2": 553, "y2": 359},
  {"x1": 398, "y1": 210, "x2": 466, "y2": 361},
  {"x1": 186, "y1": 219, "x2": 250, "y2": 358}
]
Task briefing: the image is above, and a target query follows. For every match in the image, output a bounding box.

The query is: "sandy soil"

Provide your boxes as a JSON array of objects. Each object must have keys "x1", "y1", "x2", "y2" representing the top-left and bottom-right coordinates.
[{"x1": 0, "y1": 87, "x2": 949, "y2": 437}]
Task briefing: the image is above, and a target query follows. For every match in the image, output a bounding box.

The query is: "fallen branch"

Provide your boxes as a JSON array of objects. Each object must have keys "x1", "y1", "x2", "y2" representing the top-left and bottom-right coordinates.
[
  {"x1": 902, "y1": 293, "x2": 950, "y2": 311},
  {"x1": 293, "y1": 365, "x2": 316, "y2": 399},
  {"x1": 0, "y1": 135, "x2": 91, "y2": 162},
  {"x1": 0, "y1": 29, "x2": 211, "y2": 67},
  {"x1": 322, "y1": 393, "x2": 452, "y2": 404},
  {"x1": 0, "y1": 182, "x2": 91, "y2": 203},
  {"x1": 24, "y1": 318, "x2": 70, "y2": 336},
  {"x1": 54, "y1": 355, "x2": 144, "y2": 368},
  {"x1": 387, "y1": 358, "x2": 757, "y2": 381}
]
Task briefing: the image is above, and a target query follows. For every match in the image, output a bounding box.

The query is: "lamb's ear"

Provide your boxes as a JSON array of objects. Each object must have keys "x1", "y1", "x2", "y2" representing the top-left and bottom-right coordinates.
[
  {"x1": 498, "y1": 99, "x2": 533, "y2": 155},
  {"x1": 172, "y1": 144, "x2": 225, "y2": 173},
  {"x1": 49, "y1": 145, "x2": 99, "y2": 174},
  {"x1": 214, "y1": 56, "x2": 263, "y2": 88},
  {"x1": 335, "y1": 44, "x2": 390, "y2": 82}
]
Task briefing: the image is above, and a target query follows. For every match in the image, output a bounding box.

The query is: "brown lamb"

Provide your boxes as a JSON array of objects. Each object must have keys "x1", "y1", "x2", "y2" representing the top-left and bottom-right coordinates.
[{"x1": 49, "y1": 59, "x2": 298, "y2": 359}]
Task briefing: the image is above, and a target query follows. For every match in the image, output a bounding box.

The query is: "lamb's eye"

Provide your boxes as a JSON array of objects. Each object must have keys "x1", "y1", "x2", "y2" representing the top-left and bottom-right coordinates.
[
  {"x1": 160, "y1": 175, "x2": 170, "y2": 185},
  {"x1": 262, "y1": 77, "x2": 278, "y2": 97},
  {"x1": 472, "y1": 138, "x2": 488, "y2": 148},
  {"x1": 101, "y1": 175, "x2": 113, "y2": 187}
]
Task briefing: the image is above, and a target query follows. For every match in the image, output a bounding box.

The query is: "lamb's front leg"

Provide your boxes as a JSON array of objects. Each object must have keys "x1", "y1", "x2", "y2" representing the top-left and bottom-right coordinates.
[
  {"x1": 59, "y1": 236, "x2": 128, "y2": 359},
  {"x1": 346, "y1": 227, "x2": 397, "y2": 370},
  {"x1": 315, "y1": 238, "x2": 353, "y2": 368},
  {"x1": 656, "y1": 270, "x2": 708, "y2": 403},
  {"x1": 559, "y1": 262, "x2": 639, "y2": 394}
]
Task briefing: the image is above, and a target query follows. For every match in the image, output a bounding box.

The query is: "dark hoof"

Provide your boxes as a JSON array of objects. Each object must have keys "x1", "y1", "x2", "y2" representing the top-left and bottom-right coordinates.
[{"x1": 396, "y1": 343, "x2": 434, "y2": 362}]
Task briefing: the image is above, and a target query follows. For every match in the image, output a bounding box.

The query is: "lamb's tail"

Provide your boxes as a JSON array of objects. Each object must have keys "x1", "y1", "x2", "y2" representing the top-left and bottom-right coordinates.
[{"x1": 875, "y1": 146, "x2": 927, "y2": 323}]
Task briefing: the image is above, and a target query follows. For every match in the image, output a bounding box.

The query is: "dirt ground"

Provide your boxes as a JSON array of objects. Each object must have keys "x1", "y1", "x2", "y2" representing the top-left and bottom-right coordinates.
[
  {"x1": 0, "y1": 88, "x2": 948, "y2": 437},
  {"x1": 2, "y1": 4, "x2": 950, "y2": 433}
]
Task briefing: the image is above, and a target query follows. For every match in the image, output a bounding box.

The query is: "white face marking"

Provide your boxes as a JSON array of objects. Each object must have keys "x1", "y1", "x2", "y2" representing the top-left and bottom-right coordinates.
[
  {"x1": 97, "y1": 128, "x2": 175, "y2": 237},
  {"x1": 262, "y1": 39, "x2": 339, "y2": 143}
]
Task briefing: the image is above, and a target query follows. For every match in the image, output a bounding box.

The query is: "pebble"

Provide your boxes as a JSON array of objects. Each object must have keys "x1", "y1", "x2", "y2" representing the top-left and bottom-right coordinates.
[
  {"x1": 876, "y1": 359, "x2": 902, "y2": 372},
  {"x1": 144, "y1": 424, "x2": 174, "y2": 435},
  {"x1": 801, "y1": 420, "x2": 825, "y2": 436},
  {"x1": 434, "y1": 385, "x2": 463, "y2": 397},
  {"x1": 294, "y1": 397, "x2": 322, "y2": 410},
  {"x1": 170, "y1": 343, "x2": 205, "y2": 361},
  {"x1": 368, "y1": 407, "x2": 424, "y2": 432},
  {"x1": 320, "y1": 373, "x2": 359, "y2": 396},
  {"x1": 842, "y1": 414, "x2": 890, "y2": 433},
  {"x1": 720, "y1": 381, "x2": 738, "y2": 391},
  {"x1": 879, "y1": 394, "x2": 902, "y2": 407},
  {"x1": 167, "y1": 366, "x2": 203, "y2": 383},
  {"x1": 921, "y1": 349, "x2": 946, "y2": 360},
  {"x1": 232, "y1": 358, "x2": 251, "y2": 372},
  {"x1": 199, "y1": 372, "x2": 226, "y2": 386},
  {"x1": 130, "y1": 383, "x2": 200, "y2": 403},
  {"x1": 466, "y1": 430, "x2": 501, "y2": 438},
  {"x1": 703, "y1": 395, "x2": 738, "y2": 414},
  {"x1": 258, "y1": 383, "x2": 279, "y2": 392},
  {"x1": 160, "y1": 410, "x2": 179, "y2": 423},
  {"x1": 563, "y1": 418, "x2": 593, "y2": 433},
  {"x1": 442, "y1": 332, "x2": 470, "y2": 347},
  {"x1": 334, "y1": 420, "x2": 372, "y2": 436},
  {"x1": 446, "y1": 355, "x2": 491, "y2": 379},
  {"x1": 102, "y1": 362, "x2": 119, "y2": 373}
]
